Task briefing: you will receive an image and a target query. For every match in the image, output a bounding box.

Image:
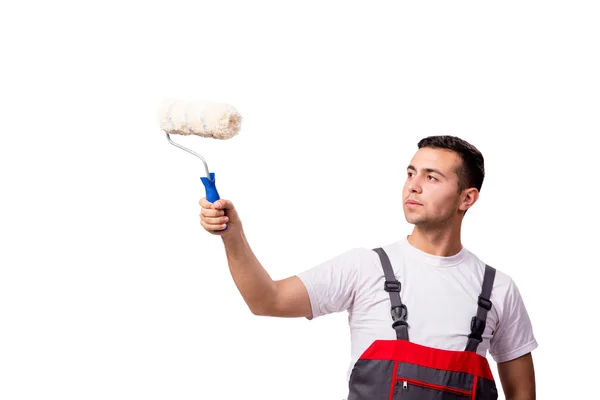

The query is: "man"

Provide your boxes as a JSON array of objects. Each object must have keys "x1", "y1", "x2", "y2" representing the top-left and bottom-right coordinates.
[{"x1": 199, "y1": 135, "x2": 537, "y2": 399}]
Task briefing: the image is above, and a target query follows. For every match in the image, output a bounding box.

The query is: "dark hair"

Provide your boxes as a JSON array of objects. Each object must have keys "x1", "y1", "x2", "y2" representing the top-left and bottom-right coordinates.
[{"x1": 417, "y1": 135, "x2": 485, "y2": 193}]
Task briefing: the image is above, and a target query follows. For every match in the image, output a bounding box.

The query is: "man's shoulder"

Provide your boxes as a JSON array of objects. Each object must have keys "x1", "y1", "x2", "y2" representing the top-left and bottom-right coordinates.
[
  {"x1": 466, "y1": 252, "x2": 522, "y2": 309},
  {"x1": 333, "y1": 242, "x2": 407, "y2": 279},
  {"x1": 338, "y1": 240, "x2": 406, "y2": 263},
  {"x1": 298, "y1": 245, "x2": 382, "y2": 276}
]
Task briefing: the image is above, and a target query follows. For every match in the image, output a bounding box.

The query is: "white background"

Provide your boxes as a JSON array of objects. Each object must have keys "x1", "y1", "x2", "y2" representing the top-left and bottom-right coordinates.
[{"x1": 1, "y1": 1, "x2": 598, "y2": 399}]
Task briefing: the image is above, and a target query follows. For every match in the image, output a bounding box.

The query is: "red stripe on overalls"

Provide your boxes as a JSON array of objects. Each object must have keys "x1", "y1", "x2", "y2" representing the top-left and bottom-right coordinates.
[
  {"x1": 471, "y1": 376, "x2": 478, "y2": 400},
  {"x1": 359, "y1": 339, "x2": 494, "y2": 381}
]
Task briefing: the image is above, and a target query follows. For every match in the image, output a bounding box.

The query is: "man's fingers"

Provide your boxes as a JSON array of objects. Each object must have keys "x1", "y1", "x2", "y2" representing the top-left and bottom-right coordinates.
[
  {"x1": 199, "y1": 197, "x2": 233, "y2": 233},
  {"x1": 200, "y1": 219, "x2": 228, "y2": 232},
  {"x1": 211, "y1": 199, "x2": 233, "y2": 210},
  {"x1": 199, "y1": 197, "x2": 212, "y2": 208},
  {"x1": 202, "y1": 215, "x2": 229, "y2": 225},
  {"x1": 199, "y1": 197, "x2": 233, "y2": 211},
  {"x1": 200, "y1": 207, "x2": 224, "y2": 218}
]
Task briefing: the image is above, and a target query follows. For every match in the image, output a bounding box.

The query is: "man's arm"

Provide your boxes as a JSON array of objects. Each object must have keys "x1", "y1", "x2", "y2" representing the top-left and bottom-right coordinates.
[
  {"x1": 489, "y1": 274, "x2": 538, "y2": 399},
  {"x1": 221, "y1": 227, "x2": 313, "y2": 318},
  {"x1": 200, "y1": 198, "x2": 312, "y2": 318},
  {"x1": 497, "y1": 352, "x2": 536, "y2": 400}
]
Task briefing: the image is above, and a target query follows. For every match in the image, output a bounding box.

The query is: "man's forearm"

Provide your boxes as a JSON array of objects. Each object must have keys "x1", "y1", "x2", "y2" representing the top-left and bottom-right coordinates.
[{"x1": 221, "y1": 228, "x2": 277, "y2": 314}]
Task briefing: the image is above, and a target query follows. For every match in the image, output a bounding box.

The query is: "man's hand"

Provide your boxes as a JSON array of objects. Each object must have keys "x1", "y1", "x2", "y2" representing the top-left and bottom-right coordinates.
[
  {"x1": 199, "y1": 197, "x2": 241, "y2": 236},
  {"x1": 497, "y1": 352, "x2": 536, "y2": 399}
]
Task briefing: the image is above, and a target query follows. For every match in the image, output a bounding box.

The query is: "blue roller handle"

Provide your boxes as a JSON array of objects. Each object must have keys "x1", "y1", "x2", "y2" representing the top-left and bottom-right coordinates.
[{"x1": 200, "y1": 172, "x2": 228, "y2": 232}]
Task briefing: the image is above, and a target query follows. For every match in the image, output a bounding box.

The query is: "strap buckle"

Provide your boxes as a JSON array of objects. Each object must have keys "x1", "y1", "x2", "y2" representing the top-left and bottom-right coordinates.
[
  {"x1": 391, "y1": 304, "x2": 408, "y2": 324},
  {"x1": 478, "y1": 296, "x2": 492, "y2": 311},
  {"x1": 468, "y1": 316, "x2": 486, "y2": 342},
  {"x1": 384, "y1": 280, "x2": 401, "y2": 292}
]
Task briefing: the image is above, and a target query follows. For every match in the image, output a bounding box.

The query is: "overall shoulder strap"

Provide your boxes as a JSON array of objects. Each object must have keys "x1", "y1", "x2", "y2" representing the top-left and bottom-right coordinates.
[
  {"x1": 465, "y1": 264, "x2": 496, "y2": 352},
  {"x1": 373, "y1": 248, "x2": 409, "y2": 341}
]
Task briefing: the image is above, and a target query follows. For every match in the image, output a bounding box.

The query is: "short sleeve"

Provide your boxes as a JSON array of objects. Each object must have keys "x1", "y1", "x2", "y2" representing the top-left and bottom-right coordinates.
[
  {"x1": 295, "y1": 248, "x2": 363, "y2": 320},
  {"x1": 489, "y1": 277, "x2": 538, "y2": 363}
]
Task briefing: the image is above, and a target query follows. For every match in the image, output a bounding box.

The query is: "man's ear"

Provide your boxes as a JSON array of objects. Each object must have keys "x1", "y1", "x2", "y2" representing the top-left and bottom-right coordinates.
[{"x1": 459, "y1": 188, "x2": 479, "y2": 212}]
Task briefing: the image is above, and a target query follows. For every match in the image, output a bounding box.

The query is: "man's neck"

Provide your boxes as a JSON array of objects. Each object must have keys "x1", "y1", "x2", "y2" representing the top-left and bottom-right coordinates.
[{"x1": 407, "y1": 225, "x2": 463, "y2": 257}]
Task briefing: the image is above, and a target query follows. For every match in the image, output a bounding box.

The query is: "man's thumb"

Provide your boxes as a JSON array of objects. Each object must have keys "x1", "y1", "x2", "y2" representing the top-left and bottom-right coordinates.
[{"x1": 212, "y1": 200, "x2": 229, "y2": 210}]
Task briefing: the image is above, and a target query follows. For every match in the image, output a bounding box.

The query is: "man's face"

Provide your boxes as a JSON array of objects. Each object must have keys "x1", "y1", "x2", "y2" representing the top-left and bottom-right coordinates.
[{"x1": 402, "y1": 147, "x2": 465, "y2": 227}]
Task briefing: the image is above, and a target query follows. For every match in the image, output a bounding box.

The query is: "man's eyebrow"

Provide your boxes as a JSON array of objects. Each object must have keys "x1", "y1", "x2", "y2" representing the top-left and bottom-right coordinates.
[{"x1": 407, "y1": 165, "x2": 447, "y2": 178}]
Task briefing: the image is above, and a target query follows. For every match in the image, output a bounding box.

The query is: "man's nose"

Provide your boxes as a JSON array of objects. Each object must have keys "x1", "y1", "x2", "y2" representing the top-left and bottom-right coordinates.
[{"x1": 408, "y1": 177, "x2": 422, "y2": 193}]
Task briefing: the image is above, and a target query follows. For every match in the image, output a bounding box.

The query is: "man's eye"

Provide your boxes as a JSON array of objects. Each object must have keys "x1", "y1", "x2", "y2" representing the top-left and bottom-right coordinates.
[{"x1": 428, "y1": 175, "x2": 437, "y2": 181}]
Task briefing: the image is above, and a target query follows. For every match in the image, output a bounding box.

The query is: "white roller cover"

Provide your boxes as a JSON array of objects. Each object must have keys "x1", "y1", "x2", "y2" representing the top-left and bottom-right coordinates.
[{"x1": 158, "y1": 98, "x2": 242, "y2": 140}]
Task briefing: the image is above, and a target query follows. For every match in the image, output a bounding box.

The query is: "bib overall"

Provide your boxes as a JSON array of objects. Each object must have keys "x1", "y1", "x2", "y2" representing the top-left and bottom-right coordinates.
[{"x1": 347, "y1": 248, "x2": 499, "y2": 400}]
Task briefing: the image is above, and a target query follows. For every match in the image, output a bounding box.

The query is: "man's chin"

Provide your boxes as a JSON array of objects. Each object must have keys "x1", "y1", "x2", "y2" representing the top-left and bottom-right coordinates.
[{"x1": 404, "y1": 216, "x2": 426, "y2": 226}]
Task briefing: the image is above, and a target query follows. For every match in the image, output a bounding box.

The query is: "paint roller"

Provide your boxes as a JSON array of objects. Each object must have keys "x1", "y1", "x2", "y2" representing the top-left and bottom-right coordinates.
[{"x1": 158, "y1": 98, "x2": 242, "y2": 231}]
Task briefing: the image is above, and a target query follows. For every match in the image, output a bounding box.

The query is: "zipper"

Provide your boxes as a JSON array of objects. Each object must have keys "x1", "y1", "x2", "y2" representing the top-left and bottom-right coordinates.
[{"x1": 398, "y1": 378, "x2": 471, "y2": 396}]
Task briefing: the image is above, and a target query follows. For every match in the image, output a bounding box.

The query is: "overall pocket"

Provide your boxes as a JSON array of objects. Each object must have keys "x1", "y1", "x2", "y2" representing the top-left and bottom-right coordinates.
[{"x1": 395, "y1": 377, "x2": 472, "y2": 400}]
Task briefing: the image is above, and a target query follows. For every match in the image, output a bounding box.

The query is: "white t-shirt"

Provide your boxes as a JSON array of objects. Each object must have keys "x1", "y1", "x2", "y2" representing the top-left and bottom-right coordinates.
[{"x1": 296, "y1": 237, "x2": 538, "y2": 381}]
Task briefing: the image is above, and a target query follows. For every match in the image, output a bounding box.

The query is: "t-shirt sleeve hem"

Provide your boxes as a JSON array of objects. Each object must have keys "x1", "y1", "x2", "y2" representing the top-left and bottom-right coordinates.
[
  {"x1": 491, "y1": 339, "x2": 538, "y2": 363},
  {"x1": 296, "y1": 273, "x2": 319, "y2": 320}
]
